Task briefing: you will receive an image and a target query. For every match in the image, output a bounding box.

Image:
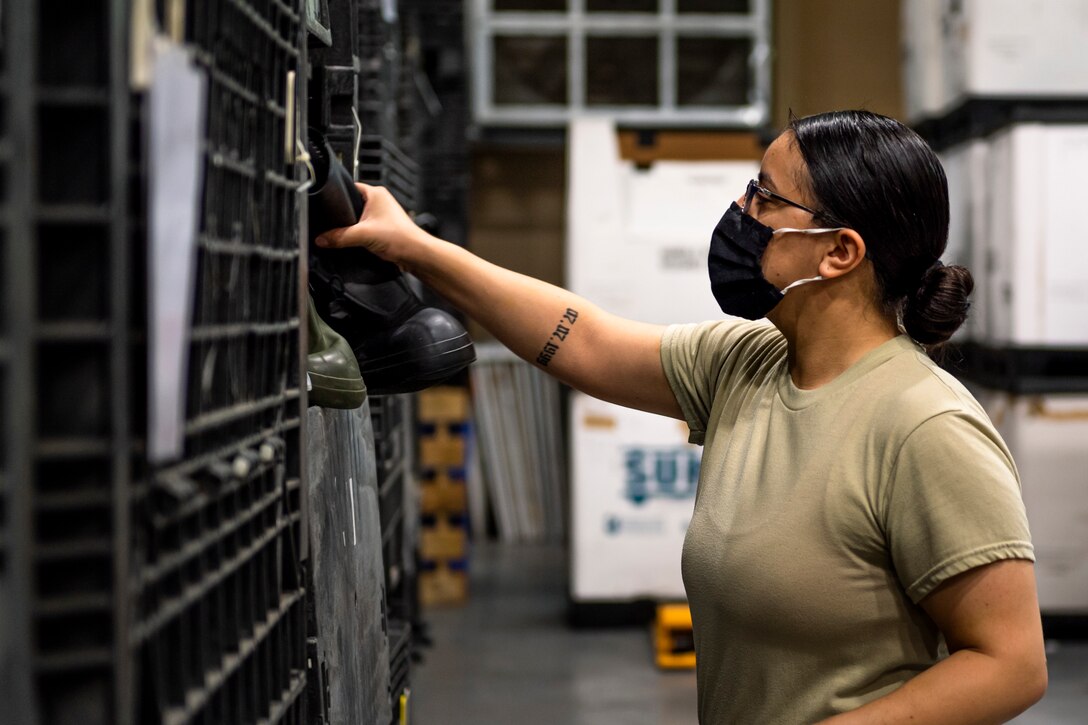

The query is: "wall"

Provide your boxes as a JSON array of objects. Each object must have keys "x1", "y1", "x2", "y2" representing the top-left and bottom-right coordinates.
[
  {"x1": 773, "y1": 0, "x2": 904, "y2": 127},
  {"x1": 467, "y1": 146, "x2": 567, "y2": 339}
]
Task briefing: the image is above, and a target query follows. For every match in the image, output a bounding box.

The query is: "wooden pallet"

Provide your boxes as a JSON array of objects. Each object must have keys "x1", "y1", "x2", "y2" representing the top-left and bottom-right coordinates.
[
  {"x1": 419, "y1": 561, "x2": 468, "y2": 607},
  {"x1": 420, "y1": 470, "x2": 468, "y2": 515},
  {"x1": 418, "y1": 385, "x2": 471, "y2": 422},
  {"x1": 420, "y1": 514, "x2": 468, "y2": 561}
]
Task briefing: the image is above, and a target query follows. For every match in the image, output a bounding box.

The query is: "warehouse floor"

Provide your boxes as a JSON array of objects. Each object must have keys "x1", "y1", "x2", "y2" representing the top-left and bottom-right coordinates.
[{"x1": 412, "y1": 543, "x2": 1088, "y2": 724}]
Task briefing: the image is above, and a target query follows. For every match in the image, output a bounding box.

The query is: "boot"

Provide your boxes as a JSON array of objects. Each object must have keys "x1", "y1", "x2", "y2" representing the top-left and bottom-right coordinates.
[
  {"x1": 307, "y1": 294, "x2": 368, "y2": 409},
  {"x1": 305, "y1": 129, "x2": 475, "y2": 395}
]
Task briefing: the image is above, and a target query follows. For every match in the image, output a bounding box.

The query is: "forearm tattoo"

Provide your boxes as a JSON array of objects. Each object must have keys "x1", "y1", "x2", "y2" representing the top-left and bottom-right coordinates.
[{"x1": 536, "y1": 308, "x2": 579, "y2": 367}]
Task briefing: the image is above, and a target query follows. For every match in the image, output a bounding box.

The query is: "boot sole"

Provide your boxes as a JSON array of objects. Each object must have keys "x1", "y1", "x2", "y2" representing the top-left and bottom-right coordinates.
[
  {"x1": 308, "y1": 370, "x2": 368, "y2": 410},
  {"x1": 356, "y1": 333, "x2": 476, "y2": 396}
]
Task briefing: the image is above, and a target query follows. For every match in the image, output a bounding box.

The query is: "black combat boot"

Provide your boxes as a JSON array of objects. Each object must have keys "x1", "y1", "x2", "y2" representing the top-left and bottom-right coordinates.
[{"x1": 306, "y1": 129, "x2": 475, "y2": 395}]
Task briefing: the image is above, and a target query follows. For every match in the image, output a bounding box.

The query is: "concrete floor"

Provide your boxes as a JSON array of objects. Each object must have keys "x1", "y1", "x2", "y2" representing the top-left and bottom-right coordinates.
[{"x1": 412, "y1": 543, "x2": 1088, "y2": 724}]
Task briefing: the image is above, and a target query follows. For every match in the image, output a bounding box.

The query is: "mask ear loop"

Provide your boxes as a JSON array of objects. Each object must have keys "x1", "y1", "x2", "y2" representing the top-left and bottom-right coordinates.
[
  {"x1": 772, "y1": 226, "x2": 845, "y2": 293},
  {"x1": 780, "y1": 275, "x2": 824, "y2": 294},
  {"x1": 772, "y1": 227, "x2": 846, "y2": 235}
]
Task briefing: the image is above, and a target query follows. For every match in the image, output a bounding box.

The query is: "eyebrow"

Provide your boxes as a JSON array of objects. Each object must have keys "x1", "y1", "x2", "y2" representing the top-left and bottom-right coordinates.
[{"x1": 757, "y1": 170, "x2": 776, "y2": 191}]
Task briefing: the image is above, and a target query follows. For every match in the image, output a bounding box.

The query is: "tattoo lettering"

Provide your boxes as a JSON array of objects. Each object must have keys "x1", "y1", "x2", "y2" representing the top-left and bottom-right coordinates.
[{"x1": 536, "y1": 308, "x2": 580, "y2": 367}]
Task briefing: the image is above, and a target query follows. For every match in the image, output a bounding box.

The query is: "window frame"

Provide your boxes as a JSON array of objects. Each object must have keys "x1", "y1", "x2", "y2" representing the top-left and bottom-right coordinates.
[{"x1": 469, "y1": 0, "x2": 772, "y2": 127}]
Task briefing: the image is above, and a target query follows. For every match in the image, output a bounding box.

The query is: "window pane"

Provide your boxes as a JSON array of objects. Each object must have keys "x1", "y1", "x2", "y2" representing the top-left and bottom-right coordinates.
[
  {"x1": 677, "y1": 36, "x2": 751, "y2": 106},
  {"x1": 677, "y1": 0, "x2": 750, "y2": 13},
  {"x1": 493, "y1": 35, "x2": 569, "y2": 106},
  {"x1": 586, "y1": 36, "x2": 659, "y2": 106},
  {"x1": 586, "y1": 0, "x2": 658, "y2": 12},
  {"x1": 494, "y1": 0, "x2": 568, "y2": 10}
]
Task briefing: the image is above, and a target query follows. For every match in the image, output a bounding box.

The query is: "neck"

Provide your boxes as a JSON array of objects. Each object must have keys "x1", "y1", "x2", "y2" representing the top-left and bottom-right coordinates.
[{"x1": 768, "y1": 287, "x2": 900, "y2": 390}]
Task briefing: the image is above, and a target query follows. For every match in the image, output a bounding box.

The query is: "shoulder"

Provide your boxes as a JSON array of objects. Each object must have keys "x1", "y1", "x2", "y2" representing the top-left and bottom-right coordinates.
[
  {"x1": 663, "y1": 319, "x2": 786, "y2": 376},
  {"x1": 660, "y1": 319, "x2": 787, "y2": 444},
  {"x1": 874, "y1": 342, "x2": 994, "y2": 436}
]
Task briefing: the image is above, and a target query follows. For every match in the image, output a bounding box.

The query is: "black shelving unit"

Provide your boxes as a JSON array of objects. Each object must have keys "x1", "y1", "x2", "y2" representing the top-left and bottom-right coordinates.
[
  {"x1": 356, "y1": 0, "x2": 400, "y2": 141},
  {"x1": 358, "y1": 134, "x2": 420, "y2": 212},
  {"x1": 3, "y1": 1, "x2": 471, "y2": 722},
  {"x1": 942, "y1": 343, "x2": 1088, "y2": 396},
  {"x1": 368, "y1": 392, "x2": 416, "y2": 721},
  {"x1": 1, "y1": 1, "x2": 138, "y2": 723},
  {"x1": 310, "y1": 3, "x2": 432, "y2": 719},
  {"x1": 311, "y1": 0, "x2": 360, "y2": 167},
  {"x1": 1, "y1": 0, "x2": 36, "y2": 721},
  {"x1": 915, "y1": 97, "x2": 1088, "y2": 153},
  {"x1": 129, "y1": 1, "x2": 309, "y2": 723},
  {"x1": 409, "y1": 0, "x2": 471, "y2": 248}
]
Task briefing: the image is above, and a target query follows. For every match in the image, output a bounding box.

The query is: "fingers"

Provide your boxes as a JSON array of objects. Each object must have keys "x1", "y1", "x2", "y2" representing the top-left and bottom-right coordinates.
[
  {"x1": 314, "y1": 227, "x2": 350, "y2": 248},
  {"x1": 355, "y1": 182, "x2": 374, "y2": 203},
  {"x1": 315, "y1": 184, "x2": 380, "y2": 248}
]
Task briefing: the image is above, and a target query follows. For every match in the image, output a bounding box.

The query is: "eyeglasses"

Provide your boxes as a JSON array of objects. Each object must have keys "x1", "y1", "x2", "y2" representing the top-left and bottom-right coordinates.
[{"x1": 742, "y1": 179, "x2": 846, "y2": 228}]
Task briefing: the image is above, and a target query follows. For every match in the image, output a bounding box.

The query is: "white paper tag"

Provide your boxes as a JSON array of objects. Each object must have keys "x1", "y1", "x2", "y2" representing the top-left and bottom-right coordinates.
[{"x1": 148, "y1": 39, "x2": 207, "y2": 463}]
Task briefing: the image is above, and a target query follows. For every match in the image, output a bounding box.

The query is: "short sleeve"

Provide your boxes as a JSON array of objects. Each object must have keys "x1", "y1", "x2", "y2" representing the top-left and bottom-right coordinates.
[
  {"x1": 885, "y1": 411, "x2": 1035, "y2": 603},
  {"x1": 660, "y1": 319, "x2": 783, "y2": 445}
]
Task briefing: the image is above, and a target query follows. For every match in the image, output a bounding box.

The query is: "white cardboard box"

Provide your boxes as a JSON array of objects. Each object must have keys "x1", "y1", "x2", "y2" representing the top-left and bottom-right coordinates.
[
  {"x1": 940, "y1": 0, "x2": 1088, "y2": 114},
  {"x1": 902, "y1": 0, "x2": 1088, "y2": 119},
  {"x1": 975, "y1": 390, "x2": 1088, "y2": 614},
  {"x1": 566, "y1": 117, "x2": 758, "y2": 325},
  {"x1": 901, "y1": 0, "x2": 948, "y2": 123},
  {"x1": 938, "y1": 139, "x2": 989, "y2": 342},
  {"x1": 569, "y1": 393, "x2": 699, "y2": 602},
  {"x1": 982, "y1": 124, "x2": 1088, "y2": 346}
]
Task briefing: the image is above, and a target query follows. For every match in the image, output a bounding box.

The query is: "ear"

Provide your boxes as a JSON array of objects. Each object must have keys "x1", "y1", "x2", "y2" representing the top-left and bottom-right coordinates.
[{"x1": 819, "y1": 228, "x2": 867, "y2": 279}]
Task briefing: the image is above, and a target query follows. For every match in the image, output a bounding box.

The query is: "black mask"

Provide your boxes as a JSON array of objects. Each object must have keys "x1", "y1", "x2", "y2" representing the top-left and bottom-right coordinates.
[{"x1": 707, "y1": 202, "x2": 832, "y2": 320}]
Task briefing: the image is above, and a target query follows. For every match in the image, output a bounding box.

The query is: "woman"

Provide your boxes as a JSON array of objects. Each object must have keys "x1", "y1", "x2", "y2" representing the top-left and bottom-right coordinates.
[{"x1": 317, "y1": 110, "x2": 1047, "y2": 723}]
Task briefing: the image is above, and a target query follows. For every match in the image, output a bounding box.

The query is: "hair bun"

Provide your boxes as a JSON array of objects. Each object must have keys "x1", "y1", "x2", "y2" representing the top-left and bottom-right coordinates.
[{"x1": 902, "y1": 263, "x2": 974, "y2": 346}]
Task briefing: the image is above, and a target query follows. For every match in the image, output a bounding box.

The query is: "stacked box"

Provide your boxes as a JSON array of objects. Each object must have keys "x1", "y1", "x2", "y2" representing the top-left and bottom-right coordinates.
[
  {"x1": 905, "y1": 2, "x2": 1088, "y2": 623},
  {"x1": 974, "y1": 391, "x2": 1088, "y2": 613},
  {"x1": 903, "y1": 0, "x2": 1088, "y2": 130},
  {"x1": 417, "y1": 386, "x2": 471, "y2": 606}
]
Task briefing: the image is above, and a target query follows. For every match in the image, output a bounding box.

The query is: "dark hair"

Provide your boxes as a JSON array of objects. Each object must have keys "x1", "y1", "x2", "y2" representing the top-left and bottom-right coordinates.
[{"x1": 787, "y1": 110, "x2": 972, "y2": 348}]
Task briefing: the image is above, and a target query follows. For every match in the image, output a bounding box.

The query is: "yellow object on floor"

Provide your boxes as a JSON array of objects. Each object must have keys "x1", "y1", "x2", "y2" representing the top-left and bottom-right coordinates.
[{"x1": 654, "y1": 603, "x2": 696, "y2": 670}]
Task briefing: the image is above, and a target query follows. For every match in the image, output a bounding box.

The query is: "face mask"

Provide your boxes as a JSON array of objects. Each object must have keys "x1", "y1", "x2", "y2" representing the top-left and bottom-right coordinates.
[{"x1": 707, "y1": 202, "x2": 844, "y2": 320}]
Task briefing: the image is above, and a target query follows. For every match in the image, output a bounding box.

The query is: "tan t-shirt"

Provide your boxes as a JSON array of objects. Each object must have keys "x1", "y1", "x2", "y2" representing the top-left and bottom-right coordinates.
[{"x1": 661, "y1": 320, "x2": 1034, "y2": 724}]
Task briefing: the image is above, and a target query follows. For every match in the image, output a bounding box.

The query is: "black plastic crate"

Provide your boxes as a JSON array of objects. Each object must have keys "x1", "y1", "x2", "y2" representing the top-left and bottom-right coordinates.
[
  {"x1": 317, "y1": 0, "x2": 359, "y2": 66},
  {"x1": 368, "y1": 394, "x2": 407, "y2": 445},
  {"x1": 129, "y1": 1, "x2": 309, "y2": 724},
  {"x1": 387, "y1": 618, "x2": 411, "y2": 722},
  {"x1": 132, "y1": 445, "x2": 307, "y2": 725},
  {"x1": 20, "y1": 0, "x2": 137, "y2": 722},
  {"x1": 180, "y1": 0, "x2": 304, "y2": 462},
  {"x1": 944, "y1": 342, "x2": 1088, "y2": 395},
  {"x1": 356, "y1": 0, "x2": 397, "y2": 66},
  {"x1": 357, "y1": 135, "x2": 419, "y2": 211},
  {"x1": 914, "y1": 97, "x2": 1088, "y2": 153}
]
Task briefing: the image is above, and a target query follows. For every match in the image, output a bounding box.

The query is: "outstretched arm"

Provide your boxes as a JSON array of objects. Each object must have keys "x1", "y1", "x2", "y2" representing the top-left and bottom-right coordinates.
[{"x1": 317, "y1": 184, "x2": 683, "y2": 420}]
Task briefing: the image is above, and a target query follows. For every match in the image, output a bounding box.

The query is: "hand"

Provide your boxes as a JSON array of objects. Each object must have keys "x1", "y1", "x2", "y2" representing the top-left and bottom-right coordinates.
[{"x1": 314, "y1": 183, "x2": 430, "y2": 266}]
